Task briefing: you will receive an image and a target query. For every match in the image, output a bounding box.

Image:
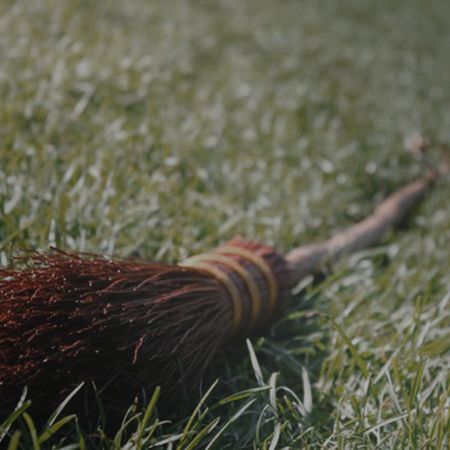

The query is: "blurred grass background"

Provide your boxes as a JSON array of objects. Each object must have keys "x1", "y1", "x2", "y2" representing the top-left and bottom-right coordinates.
[{"x1": 0, "y1": 0, "x2": 449, "y2": 448}]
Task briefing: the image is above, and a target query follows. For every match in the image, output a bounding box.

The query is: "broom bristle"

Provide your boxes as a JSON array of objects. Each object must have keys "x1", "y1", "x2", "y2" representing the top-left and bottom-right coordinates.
[
  {"x1": 0, "y1": 250, "x2": 231, "y2": 417},
  {"x1": 0, "y1": 238, "x2": 290, "y2": 419}
]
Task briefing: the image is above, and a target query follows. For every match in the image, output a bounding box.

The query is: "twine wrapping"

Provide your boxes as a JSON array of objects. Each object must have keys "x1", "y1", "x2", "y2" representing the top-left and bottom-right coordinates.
[{"x1": 180, "y1": 243, "x2": 278, "y2": 337}]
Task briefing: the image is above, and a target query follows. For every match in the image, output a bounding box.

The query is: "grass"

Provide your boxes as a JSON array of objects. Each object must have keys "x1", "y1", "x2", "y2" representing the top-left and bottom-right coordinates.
[{"x1": 1, "y1": 0, "x2": 450, "y2": 448}]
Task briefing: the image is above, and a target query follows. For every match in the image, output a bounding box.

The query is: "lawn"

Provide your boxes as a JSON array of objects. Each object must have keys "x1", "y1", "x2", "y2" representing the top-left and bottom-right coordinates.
[{"x1": 0, "y1": 0, "x2": 449, "y2": 448}]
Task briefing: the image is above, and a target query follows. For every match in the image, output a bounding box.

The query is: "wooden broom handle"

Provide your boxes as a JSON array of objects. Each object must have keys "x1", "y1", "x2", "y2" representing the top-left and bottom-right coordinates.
[{"x1": 285, "y1": 169, "x2": 440, "y2": 282}]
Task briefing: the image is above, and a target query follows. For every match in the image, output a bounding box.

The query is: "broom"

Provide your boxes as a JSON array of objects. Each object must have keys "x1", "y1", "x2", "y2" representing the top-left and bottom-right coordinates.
[{"x1": 0, "y1": 144, "x2": 447, "y2": 418}]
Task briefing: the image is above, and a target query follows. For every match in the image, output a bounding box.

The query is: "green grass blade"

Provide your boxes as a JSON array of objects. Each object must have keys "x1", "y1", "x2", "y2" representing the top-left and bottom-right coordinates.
[
  {"x1": 247, "y1": 339, "x2": 264, "y2": 386},
  {"x1": 7, "y1": 431, "x2": 21, "y2": 450},
  {"x1": 302, "y1": 367, "x2": 313, "y2": 414},
  {"x1": 184, "y1": 418, "x2": 220, "y2": 450},
  {"x1": 113, "y1": 405, "x2": 139, "y2": 448},
  {"x1": 44, "y1": 382, "x2": 84, "y2": 429},
  {"x1": 38, "y1": 414, "x2": 77, "y2": 444},
  {"x1": 322, "y1": 314, "x2": 369, "y2": 378},
  {"x1": 205, "y1": 400, "x2": 256, "y2": 450},
  {"x1": 0, "y1": 401, "x2": 31, "y2": 443},
  {"x1": 218, "y1": 386, "x2": 270, "y2": 405},
  {"x1": 135, "y1": 386, "x2": 160, "y2": 450},
  {"x1": 22, "y1": 413, "x2": 39, "y2": 450},
  {"x1": 177, "y1": 380, "x2": 218, "y2": 449},
  {"x1": 268, "y1": 422, "x2": 281, "y2": 450}
]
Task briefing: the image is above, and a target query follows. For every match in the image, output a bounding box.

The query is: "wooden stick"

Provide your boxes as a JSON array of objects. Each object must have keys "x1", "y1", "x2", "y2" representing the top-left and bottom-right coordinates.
[{"x1": 286, "y1": 170, "x2": 438, "y2": 282}]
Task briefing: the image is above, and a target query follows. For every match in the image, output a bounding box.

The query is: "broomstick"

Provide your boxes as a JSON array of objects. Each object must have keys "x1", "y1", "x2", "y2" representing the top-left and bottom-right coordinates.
[{"x1": 0, "y1": 144, "x2": 447, "y2": 419}]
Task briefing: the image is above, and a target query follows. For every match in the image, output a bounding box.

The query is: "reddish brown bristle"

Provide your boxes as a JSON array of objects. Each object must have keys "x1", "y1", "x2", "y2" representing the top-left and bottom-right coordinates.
[
  {"x1": 0, "y1": 239, "x2": 290, "y2": 419},
  {"x1": 0, "y1": 251, "x2": 230, "y2": 418}
]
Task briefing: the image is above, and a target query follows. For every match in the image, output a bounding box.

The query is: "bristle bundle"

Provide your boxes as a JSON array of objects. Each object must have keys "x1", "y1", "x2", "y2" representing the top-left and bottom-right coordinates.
[{"x1": 0, "y1": 239, "x2": 290, "y2": 419}]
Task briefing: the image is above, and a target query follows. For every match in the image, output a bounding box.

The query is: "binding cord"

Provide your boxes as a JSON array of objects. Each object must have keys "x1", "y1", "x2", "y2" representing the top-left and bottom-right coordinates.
[{"x1": 180, "y1": 246, "x2": 278, "y2": 337}]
